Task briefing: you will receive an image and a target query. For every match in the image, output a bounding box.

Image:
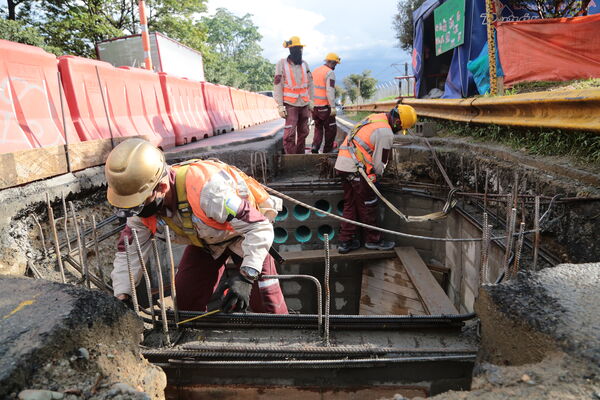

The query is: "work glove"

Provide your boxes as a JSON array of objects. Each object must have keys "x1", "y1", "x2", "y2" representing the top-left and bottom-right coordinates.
[
  {"x1": 330, "y1": 106, "x2": 337, "y2": 117},
  {"x1": 214, "y1": 273, "x2": 253, "y2": 313},
  {"x1": 278, "y1": 105, "x2": 287, "y2": 119}
]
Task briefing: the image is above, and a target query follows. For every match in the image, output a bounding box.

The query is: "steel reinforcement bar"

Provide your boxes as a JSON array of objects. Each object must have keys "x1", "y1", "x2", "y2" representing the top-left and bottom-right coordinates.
[{"x1": 343, "y1": 88, "x2": 600, "y2": 132}]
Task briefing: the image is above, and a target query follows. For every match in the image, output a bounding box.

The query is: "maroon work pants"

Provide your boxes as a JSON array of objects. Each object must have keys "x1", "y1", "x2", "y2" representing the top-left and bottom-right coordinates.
[
  {"x1": 338, "y1": 172, "x2": 383, "y2": 243},
  {"x1": 283, "y1": 104, "x2": 310, "y2": 154},
  {"x1": 175, "y1": 245, "x2": 288, "y2": 314},
  {"x1": 311, "y1": 106, "x2": 337, "y2": 153}
]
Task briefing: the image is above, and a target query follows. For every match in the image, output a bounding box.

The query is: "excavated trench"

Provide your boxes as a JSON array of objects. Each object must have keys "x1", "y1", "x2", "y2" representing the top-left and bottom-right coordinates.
[{"x1": 0, "y1": 121, "x2": 599, "y2": 399}]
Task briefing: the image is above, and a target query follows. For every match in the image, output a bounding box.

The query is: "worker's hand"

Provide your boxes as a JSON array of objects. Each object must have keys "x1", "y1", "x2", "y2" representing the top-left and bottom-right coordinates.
[
  {"x1": 215, "y1": 274, "x2": 253, "y2": 313},
  {"x1": 116, "y1": 294, "x2": 134, "y2": 310},
  {"x1": 278, "y1": 105, "x2": 287, "y2": 119},
  {"x1": 330, "y1": 106, "x2": 337, "y2": 117}
]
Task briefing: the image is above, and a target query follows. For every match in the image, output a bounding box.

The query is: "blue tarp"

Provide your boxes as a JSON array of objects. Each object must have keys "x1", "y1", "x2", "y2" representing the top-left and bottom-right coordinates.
[{"x1": 412, "y1": 0, "x2": 600, "y2": 98}]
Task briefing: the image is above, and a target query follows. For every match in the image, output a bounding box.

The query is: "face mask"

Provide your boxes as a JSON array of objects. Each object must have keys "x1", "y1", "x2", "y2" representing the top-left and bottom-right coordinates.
[
  {"x1": 289, "y1": 47, "x2": 303, "y2": 65},
  {"x1": 137, "y1": 196, "x2": 164, "y2": 218}
]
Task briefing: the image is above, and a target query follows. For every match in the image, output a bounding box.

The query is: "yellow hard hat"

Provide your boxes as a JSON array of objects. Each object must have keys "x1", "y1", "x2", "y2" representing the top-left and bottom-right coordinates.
[
  {"x1": 324, "y1": 53, "x2": 341, "y2": 64},
  {"x1": 395, "y1": 104, "x2": 418, "y2": 131},
  {"x1": 105, "y1": 138, "x2": 166, "y2": 209},
  {"x1": 283, "y1": 36, "x2": 305, "y2": 48}
]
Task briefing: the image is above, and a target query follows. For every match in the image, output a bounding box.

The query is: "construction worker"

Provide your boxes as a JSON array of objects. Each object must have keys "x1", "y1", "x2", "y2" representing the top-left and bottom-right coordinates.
[
  {"x1": 274, "y1": 36, "x2": 314, "y2": 154},
  {"x1": 105, "y1": 138, "x2": 288, "y2": 314},
  {"x1": 335, "y1": 105, "x2": 418, "y2": 254},
  {"x1": 311, "y1": 53, "x2": 341, "y2": 154}
]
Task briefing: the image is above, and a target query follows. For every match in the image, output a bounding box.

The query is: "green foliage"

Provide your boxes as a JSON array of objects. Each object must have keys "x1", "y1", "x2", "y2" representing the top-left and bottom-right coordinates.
[
  {"x1": 335, "y1": 85, "x2": 346, "y2": 104},
  {"x1": 434, "y1": 119, "x2": 600, "y2": 165},
  {"x1": 343, "y1": 70, "x2": 377, "y2": 103},
  {"x1": 201, "y1": 8, "x2": 274, "y2": 91},
  {"x1": 393, "y1": 0, "x2": 426, "y2": 51},
  {"x1": 0, "y1": 18, "x2": 61, "y2": 55}
]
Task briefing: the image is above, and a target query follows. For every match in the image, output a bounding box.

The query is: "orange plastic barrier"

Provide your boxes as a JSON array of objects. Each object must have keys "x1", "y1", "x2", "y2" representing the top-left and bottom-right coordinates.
[
  {"x1": 58, "y1": 56, "x2": 168, "y2": 148},
  {"x1": 0, "y1": 40, "x2": 79, "y2": 154},
  {"x1": 497, "y1": 14, "x2": 600, "y2": 86},
  {"x1": 202, "y1": 82, "x2": 238, "y2": 134},
  {"x1": 159, "y1": 73, "x2": 213, "y2": 144},
  {"x1": 246, "y1": 92, "x2": 265, "y2": 125},
  {"x1": 229, "y1": 87, "x2": 254, "y2": 129},
  {"x1": 261, "y1": 95, "x2": 278, "y2": 121}
]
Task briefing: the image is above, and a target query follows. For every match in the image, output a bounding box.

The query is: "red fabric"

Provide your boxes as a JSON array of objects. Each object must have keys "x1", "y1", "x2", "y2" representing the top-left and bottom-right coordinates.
[
  {"x1": 337, "y1": 172, "x2": 382, "y2": 243},
  {"x1": 497, "y1": 14, "x2": 600, "y2": 86},
  {"x1": 311, "y1": 106, "x2": 336, "y2": 153},
  {"x1": 283, "y1": 104, "x2": 310, "y2": 154}
]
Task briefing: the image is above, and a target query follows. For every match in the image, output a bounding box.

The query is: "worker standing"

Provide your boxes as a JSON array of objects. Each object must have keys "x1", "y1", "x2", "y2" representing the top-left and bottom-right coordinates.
[
  {"x1": 274, "y1": 36, "x2": 314, "y2": 154},
  {"x1": 311, "y1": 53, "x2": 340, "y2": 153},
  {"x1": 335, "y1": 105, "x2": 417, "y2": 254},
  {"x1": 105, "y1": 138, "x2": 288, "y2": 314}
]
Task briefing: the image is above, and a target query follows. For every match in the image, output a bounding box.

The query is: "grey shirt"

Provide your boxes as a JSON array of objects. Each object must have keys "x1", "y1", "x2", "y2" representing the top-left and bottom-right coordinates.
[
  {"x1": 274, "y1": 58, "x2": 314, "y2": 107},
  {"x1": 335, "y1": 127, "x2": 394, "y2": 176}
]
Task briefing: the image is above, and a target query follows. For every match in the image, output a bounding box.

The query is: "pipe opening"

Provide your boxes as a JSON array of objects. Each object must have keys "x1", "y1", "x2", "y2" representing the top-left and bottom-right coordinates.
[
  {"x1": 275, "y1": 205, "x2": 288, "y2": 222},
  {"x1": 317, "y1": 225, "x2": 335, "y2": 241},
  {"x1": 314, "y1": 199, "x2": 331, "y2": 217},
  {"x1": 337, "y1": 200, "x2": 344, "y2": 216},
  {"x1": 294, "y1": 226, "x2": 312, "y2": 243},
  {"x1": 274, "y1": 227, "x2": 288, "y2": 244},
  {"x1": 293, "y1": 205, "x2": 310, "y2": 221}
]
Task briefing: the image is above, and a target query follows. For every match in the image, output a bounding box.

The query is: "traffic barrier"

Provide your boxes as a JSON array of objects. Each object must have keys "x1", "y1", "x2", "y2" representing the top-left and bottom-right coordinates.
[
  {"x1": 264, "y1": 95, "x2": 279, "y2": 120},
  {"x1": 249, "y1": 91, "x2": 269, "y2": 124},
  {"x1": 244, "y1": 91, "x2": 261, "y2": 125},
  {"x1": 159, "y1": 73, "x2": 213, "y2": 145},
  {"x1": 202, "y1": 82, "x2": 238, "y2": 134},
  {"x1": 59, "y1": 56, "x2": 166, "y2": 147},
  {"x1": 229, "y1": 87, "x2": 253, "y2": 129},
  {"x1": 119, "y1": 67, "x2": 175, "y2": 149},
  {"x1": 0, "y1": 40, "x2": 79, "y2": 154}
]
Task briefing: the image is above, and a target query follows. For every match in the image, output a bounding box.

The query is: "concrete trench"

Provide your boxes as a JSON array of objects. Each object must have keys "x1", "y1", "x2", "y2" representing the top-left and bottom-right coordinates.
[{"x1": 0, "y1": 118, "x2": 599, "y2": 399}]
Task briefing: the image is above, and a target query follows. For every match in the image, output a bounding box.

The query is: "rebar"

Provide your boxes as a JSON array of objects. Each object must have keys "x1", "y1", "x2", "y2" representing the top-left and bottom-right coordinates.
[
  {"x1": 533, "y1": 196, "x2": 540, "y2": 271},
  {"x1": 484, "y1": 169, "x2": 489, "y2": 214},
  {"x1": 62, "y1": 255, "x2": 110, "y2": 292},
  {"x1": 91, "y1": 215, "x2": 105, "y2": 283},
  {"x1": 57, "y1": 70, "x2": 70, "y2": 172},
  {"x1": 124, "y1": 239, "x2": 140, "y2": 314},
  {"x1": 61, "y1": 193, "x2": 71, "y2": 253},
  {"x1": 503, "y1": 208, "x2": 517, "y2": 280},
  {"x1": 324, "y1": 233, "x2": 331, "y2": 346},
  {"x1": 132, "y1": 229, "x2": 155, "y2": 327},
  {"x1": 261, "y1": 274, "x2": 322, "y2": 331},
  {"x1": 30, "y1": 213, "x2": 47, "y2": 258},
  {"x1": 164, "y1": 226, "x2": 179, "y2": 325},
  {"x1": 512, "y1": 222, "x2": 526, "y2": 278},
  {"x1": 479, "y1": 213, "x2": 490, "y2": 286},
  {"x1": 46, "y1": 194, "x2": 66, "y2": 283},
  {"x1": 151, "y1": 238, "x2": 171, "y2": 346},
  {"x1": 69, "y1": 201, "x2": 89, "y2": 289}
]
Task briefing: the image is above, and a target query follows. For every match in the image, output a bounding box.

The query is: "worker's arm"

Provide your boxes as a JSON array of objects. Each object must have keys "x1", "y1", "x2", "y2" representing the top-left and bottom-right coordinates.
[
  {"x1": 326, "y1": 69, "x2": 336, "y2": 107},
  {"x1": 306, "y1": 61, "x2": 314, "y2": 103},
  {"x1": 273, "y1": 59, "x2": 285, "y2": 107},
  {"x1": 111, "y1": 217, "x2": 153, "y2": 298},
  {"x1": 370, "y1": 127, "x2": 394, "y2": 176}
]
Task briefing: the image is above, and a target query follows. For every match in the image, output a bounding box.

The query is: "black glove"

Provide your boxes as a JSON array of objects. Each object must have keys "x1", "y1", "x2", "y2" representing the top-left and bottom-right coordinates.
[{"x1": 215, "y1": 273, "x2": 253, "y2": 313}]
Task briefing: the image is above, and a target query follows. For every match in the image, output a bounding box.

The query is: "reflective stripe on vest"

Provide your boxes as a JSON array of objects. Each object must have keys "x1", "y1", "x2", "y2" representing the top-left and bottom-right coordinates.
[
  {"x1": 337, "y1": 113, "x2": 390, "y2": 176},
  {"x1": 283, "y1": 60, "x2": 310, "y2": 103},
  {"x1": 312, "y1": 64, "x2": 331, "y2": 106}
]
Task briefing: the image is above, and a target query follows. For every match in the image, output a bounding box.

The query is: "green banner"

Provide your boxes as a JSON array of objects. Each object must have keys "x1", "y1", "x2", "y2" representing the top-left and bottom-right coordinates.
[{"x1": 434, "y1": 0, "x2": 465, "y2": 56}]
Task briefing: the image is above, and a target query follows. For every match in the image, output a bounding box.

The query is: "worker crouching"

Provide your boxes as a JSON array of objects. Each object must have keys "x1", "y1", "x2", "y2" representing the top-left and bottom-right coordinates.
[
  {"x1": 335, "y1": 105, "x2": 418, "y2": 254},
  {"x1": 105, "y1": 138, "x2": 288, "y2": 314}
]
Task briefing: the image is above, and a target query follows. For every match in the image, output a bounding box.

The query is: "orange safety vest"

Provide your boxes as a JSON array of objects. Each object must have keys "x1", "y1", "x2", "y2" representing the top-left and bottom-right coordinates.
[
  {"x1": 282, "y1": 60, "x2": 310, "y2": 104},
  {"x1": 140, "y1": 159, "x2": 270, "y2": 246},
  {"x1": 338, "y1": 113, "x2": 390, "y2": 179},
  {"x1": 312, "y1": 64, "x2": 332, "y2": 106}
]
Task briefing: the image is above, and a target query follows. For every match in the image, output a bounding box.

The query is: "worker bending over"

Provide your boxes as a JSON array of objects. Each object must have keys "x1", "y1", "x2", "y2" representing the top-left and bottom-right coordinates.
[
  {"x1": 106, "y1": 138, "x2": 288, "y2": 314},
  {"x1": 274, "y1": 36, "x2": 314, "y2": 154},
  {"x1": 311, "y1": 53, "x2": 341, "y2": 154},
  {"x1": 335, "y1": 105, "x2": 418, "y2": 254}
]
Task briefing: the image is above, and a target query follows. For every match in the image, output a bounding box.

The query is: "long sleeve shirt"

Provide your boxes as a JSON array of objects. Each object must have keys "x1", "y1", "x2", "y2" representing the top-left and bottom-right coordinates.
[
  {"x1": 334, "y1": 127, "x2": 394, "y2": 176},
  {"x1": 273, "y1": 57, "x2": 314, "y2": 107}
]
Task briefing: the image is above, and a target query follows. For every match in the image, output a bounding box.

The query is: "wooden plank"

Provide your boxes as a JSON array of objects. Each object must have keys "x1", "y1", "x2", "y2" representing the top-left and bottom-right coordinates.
[
  {"x1": 282, "y1": 248, "x2": 396, "y2": 264},
  {"x1": 68, "y1": 136, "x2": 142, "y2": 171},
  {"x1": 361, "y1": 275, "x2": 420, "y2": 300},
  {"x1": 360, "y1": 288, "x2": 425, "y2": 315},
  {"x1": 360, "y1": 303, "x2": 413, "y2": 316},
  {"x1": 0, "y1": 145, "x2": 67, "y2": 190},
  {"x1": 395, "y1": 247, "x2": 458, "y2": 315}
]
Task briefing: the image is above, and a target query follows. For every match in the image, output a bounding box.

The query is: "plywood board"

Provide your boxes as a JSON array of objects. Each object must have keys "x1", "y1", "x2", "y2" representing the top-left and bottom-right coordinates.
[{"x1": 282, "y1": 248, "x2": 396, "y2": 264}]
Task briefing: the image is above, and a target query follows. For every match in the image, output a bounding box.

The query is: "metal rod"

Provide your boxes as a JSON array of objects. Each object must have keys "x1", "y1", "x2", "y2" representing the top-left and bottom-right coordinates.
[
  {"x1": 503, "y1": 208, "x2": 517, "y2": 280},
  {"x1": 532, "y1": 196, "x2": 540, "y2": 271},
  {"x1": 61, "y1": 193, "x2": 71, "y2": 253},
  {"x1": 164, "y1": 226, "x2": 179, "y2": 325},
  {"x1": 46, "y1": 194, "x2": 66, "y2": 283},
  {"x1": 30, "y1": 214, "x2": 48, "y2": 257},
  {"x1": 91, "y1": 215, "x2": 105, "y2": 283},
  {"x1": 513, "y1": 222, "x2": 526, "y2": 278},
  {"x1": 151, "y1": 238, "x2": 171, "y2": 345},
  {"x1": 484, "y1": 169, "x2": 489, "y2": 215},
  {"x1": 69, "y1": 201, "x2": 89, "y2": 289},
  {"x1": 62, "y1": 255, "x2": 111, "y2": 293},
  {"x1": 132, "y1": 229, "x2": 155, "y2": 327},
  {"x1": 57, "y1": 70, "x2": 71, "y2": 172},
  {"x1": 124, "y1": 239, "x2": 140, "y2": 314},
  {"x1": 95, "y1": 65, "x2": 115, "y2": 148},
  {"x1": 324, "y1": 233, "x2": 331, "y2": 346},
  {"x1": 479, "y1": 213, "x2": 489, "y2": 286},
  {"x1": 262, "y1": 274, "x2": 322, "y2": 331}
]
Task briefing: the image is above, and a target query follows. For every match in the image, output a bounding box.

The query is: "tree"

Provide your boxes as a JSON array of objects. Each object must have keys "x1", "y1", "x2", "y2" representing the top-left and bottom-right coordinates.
[
  {"x1": 335, "y1": 85, "x2": 346, "y2": 105},
  {"x1": 343, "y1": 71, "x2": 377, "y2": 103},
  {"x1": 201, "y1": 8, "x2": 274, "y2": 91},
  {"x1": 392, "y1": 0, "x2": 426, "y2": 51},
  {"x1": 504, "y1": 0, "x2": 592, "y2": 18},
  {"x1": 2, "y1": 0, "x2": 28, "y2": 20}
]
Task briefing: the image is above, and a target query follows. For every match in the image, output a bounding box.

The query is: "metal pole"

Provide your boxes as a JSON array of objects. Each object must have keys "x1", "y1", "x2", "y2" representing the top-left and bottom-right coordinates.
[
  {"x1": 164, "y1": 226, "x2": 179, "y2": 325},
  {"x1": 47, "y1": 193, "x2": 66, "y2": 283},
  {"x1": 91, "y1": 215, "x2": 105, "y2": 284},
  {"x1": 512, "y1": 222, "x2": 525, "y2": 278},
  {"x1": 503, "y1": 208, "x2": 517, "y2": 280},
  {"x1": 30, "y1": 214, "x2": 47, "y2": 258},
  {"x1": 132, "y1": 229, "x2": 156, "y2": 327},
  {"x1": 95, "y1": 65, "x2": 115, "y2": 149},
  {"x1": 69, "y1": 201, "x2": 89, "y2": 289},
  {"x1": 138, "y1": 0, "x2": 153, "y2": 70},
  {"x1": 151, "y1": 238, "x2": 170, "y2": 345},
  {"x1": 57, "y1": 70, "x2": 70, "y2": 172},
  {"x1": 532, "y1": 196, "x2": 540, "y2": 271},
  {"x1": 485, "y1": 0, "x2": 498, "y2": 95},
  {"x1": 61, "y1": 192, "x2": 71, "y2": 253},
  {"x1": 479, "y1": 213, "x2": 490, "y2": 286},
  {"x1": 324, "y1": 233, "x2": 331, "y2": 346},
  {"x1": 124, "y1": 239, "x2": 140, "y2": 314}
]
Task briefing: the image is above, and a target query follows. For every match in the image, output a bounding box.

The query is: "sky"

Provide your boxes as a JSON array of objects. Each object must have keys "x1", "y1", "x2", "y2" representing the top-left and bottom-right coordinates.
[{"x1": 204, "y1": 0, "x2": 412, "y2": 86}]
